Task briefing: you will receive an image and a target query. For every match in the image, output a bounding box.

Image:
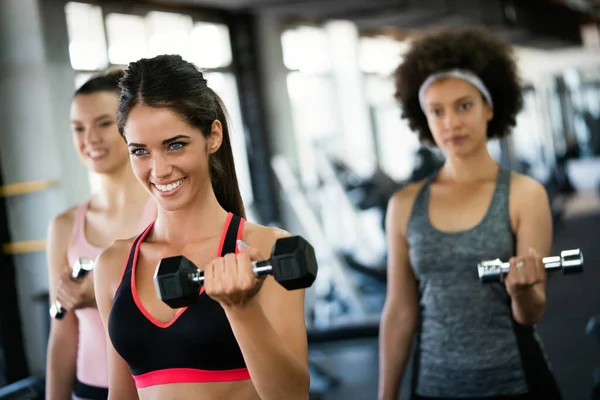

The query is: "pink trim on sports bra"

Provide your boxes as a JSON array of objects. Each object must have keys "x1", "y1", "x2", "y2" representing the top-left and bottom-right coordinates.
[
  {"x1": 130, "y1": 213, "x2": 234, "y2": 329},
  {"x1": 133, "y1": 367, "x2": 251, "y2": 388}
]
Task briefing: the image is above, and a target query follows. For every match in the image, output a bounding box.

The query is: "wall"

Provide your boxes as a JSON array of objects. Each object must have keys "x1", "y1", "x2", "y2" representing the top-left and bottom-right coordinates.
[{"x1": 0, "y1": 0, "x2": 89, "y2": 376}]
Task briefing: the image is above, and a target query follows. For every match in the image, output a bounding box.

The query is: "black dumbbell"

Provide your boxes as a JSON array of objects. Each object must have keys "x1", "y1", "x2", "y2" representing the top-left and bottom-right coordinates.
[
  {"x1": 49, "y1": 257, "x2": 95, "y2": 319},
  {"x1": 154, "y1": 235, "x2": 318, "y2": 309},
  {"x1": 477, "y1": 248, "x2": 584, "y2": 283}
]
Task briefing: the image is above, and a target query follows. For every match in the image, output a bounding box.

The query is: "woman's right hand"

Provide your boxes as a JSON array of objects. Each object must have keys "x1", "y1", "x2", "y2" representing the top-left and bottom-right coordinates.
[{"x1": 55, "y1": 267, "x2": 97, "y2": 311}]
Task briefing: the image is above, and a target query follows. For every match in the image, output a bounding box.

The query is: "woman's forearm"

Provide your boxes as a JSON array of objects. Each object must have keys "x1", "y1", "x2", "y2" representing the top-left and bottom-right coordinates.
[
  {"x1": 46, "y1": 335, "x2": 78, "y2": 400},
  {"x1": 378, "y1": 310, "x2": 418, "y2": 400},
  {"x1": 225, "y1": 300, "x2": 310, "y2": 400},
  {"x1": 511, "y1": 284, "x2": 546, "y2": 325}
]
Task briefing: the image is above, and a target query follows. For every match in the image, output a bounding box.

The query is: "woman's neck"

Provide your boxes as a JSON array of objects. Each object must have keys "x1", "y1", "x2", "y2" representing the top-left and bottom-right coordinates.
[
  {"x1": 439, "y1": 145, "x2": 499, "y2": 183},
  {"x1": 92, "y1": 163, "x2": 148, "y2": 212},
  {"x1": 152, "y1": 186, "x2": 229, "y2": 246}
]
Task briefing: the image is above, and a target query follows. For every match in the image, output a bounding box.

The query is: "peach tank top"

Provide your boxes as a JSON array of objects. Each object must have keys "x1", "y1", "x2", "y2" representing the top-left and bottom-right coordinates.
[{"x1": 67, "y1": 198, "x2": 154, "y2": 388}]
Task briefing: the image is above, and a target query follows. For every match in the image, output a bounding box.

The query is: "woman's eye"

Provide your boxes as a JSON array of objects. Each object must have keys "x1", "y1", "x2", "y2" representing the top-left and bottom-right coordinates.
[
  {"x1": 130, "y1": 148, "x2": 148, "y2": 157},
  {"x1": 460, "y1": 102, "x2": 473, "y2": 111},
  {"x1": 169, "y1": 142, "x2": 186, "y2": 150},
  {"x1": 99, "y1": 121, "x2": 114, "y2": 128}
]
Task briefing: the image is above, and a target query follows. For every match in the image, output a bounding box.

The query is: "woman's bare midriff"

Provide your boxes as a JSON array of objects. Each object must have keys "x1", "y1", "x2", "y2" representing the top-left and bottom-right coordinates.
[{"x1": 137, "y1": 380, "x2": 261, "y2": 400}]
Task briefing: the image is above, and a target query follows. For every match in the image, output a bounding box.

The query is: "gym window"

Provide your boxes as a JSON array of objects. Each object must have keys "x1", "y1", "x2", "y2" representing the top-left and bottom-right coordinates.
[
  {"x1": 63, "y1": 2, "x2": 254, "y2": 206},
  {"x1": 358, "y1": 34, "x2": 420, "y2": 182}
]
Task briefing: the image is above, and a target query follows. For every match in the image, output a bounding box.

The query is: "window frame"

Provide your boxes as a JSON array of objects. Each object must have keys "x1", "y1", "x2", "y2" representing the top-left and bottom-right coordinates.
[{"x1": 64, "y1": 1, "x2": 254, "y2": 205}]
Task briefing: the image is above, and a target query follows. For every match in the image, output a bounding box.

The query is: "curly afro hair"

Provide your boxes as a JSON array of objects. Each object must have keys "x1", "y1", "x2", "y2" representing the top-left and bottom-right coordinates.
[{"x1": 394, "y1": 27, "x2": 523, "y2": 145}]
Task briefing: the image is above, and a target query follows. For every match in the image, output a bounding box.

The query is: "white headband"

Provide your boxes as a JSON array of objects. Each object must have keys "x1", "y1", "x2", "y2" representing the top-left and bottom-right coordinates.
[{"x1": 418, "y1": 69, "x2": 493, "y2": 112}]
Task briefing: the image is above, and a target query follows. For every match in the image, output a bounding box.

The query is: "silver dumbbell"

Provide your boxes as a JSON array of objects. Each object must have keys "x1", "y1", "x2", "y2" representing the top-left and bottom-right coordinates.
[
  {"x1": 49, "y1": 257, "x2": 95, "y2": 319},
  {"x1": 478, "y1": 249, "x2": 584, "y2": 283}
]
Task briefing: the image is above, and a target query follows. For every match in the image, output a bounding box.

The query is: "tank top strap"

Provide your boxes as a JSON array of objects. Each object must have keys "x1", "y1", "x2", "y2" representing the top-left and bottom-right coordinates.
[
  {"x1": 496, "y1": 166, "x2": 512, "y2": 194},
  {"x1": 484, "y1": 166, "x2": 512, "y2": 226},
  {"x1": 68, "y1": 199, "x2": 91, "y2": 251},
  {"x1": 408, "y1": 171, "x2": 438, "y2": 228}
]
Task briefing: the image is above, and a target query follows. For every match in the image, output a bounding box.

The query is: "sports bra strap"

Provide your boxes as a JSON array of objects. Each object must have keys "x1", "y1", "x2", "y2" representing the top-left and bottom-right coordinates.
[
  {"x1": 125, "y1": 223, "x2": 153, "y2": 272},
  {"x1": 221, "y1": 215, "x2": 244, "y2": 256}
]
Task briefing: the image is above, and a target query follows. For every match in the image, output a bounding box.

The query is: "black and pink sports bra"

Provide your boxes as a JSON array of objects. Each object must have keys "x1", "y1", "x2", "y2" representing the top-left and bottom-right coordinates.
[{"x1": 108, "y1": 213, "x2": 249, "y2": 388}]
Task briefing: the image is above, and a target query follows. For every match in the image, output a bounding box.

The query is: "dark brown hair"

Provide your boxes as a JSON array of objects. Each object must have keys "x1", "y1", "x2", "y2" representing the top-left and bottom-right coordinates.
[
  {"x1": 394, "y1": 27, "x2": 524, "y2": 145},
  {"x1": 75, "y1": 68, "x2": 125, "y2": 96},
  {"x1": 117, "y1": 54, "x2": 245, "y2": 218}
]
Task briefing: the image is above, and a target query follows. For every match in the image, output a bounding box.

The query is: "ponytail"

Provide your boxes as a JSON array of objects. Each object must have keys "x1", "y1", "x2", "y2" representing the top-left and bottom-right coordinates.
[{"x1": 208, "y1": 90, "x2": 246, "y2": 219}]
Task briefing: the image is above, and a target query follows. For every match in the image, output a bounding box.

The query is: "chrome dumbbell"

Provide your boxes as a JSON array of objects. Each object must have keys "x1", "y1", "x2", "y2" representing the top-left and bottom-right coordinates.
[
  {"x1": 477, "y1": 249, "x2": 584, "y2": 283},
  {"x1": 49, "y1": 257, "x2": 95, "y2": 319}
]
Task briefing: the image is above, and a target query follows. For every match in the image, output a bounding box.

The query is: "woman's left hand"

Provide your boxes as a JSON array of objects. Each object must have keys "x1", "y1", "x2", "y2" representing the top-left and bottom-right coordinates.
[
  {"x1": 203, "y1": 240, "x2": 266, "y2": 309},
  {"x1": 505, "y1": 247, "x2": 546, "y2": 298}
]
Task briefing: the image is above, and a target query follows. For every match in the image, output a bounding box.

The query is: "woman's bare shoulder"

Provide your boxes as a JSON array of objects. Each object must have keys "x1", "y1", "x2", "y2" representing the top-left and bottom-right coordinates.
[
  {"x1": 509, "y1": 171, "x2": 547, "y2": 197},
  {"x1": 241, "y1": 222, "x2": 290, "y2": 259},
  {"x1": 390, "y1": 180, "x2": 428, "y2": 208},
  {"x1": 387, "y1": 179, "x2": 429, "y2": 235},
  {"x1": 48, "y1": 205, "x2": 78, "y2": 237},
  {"x1": 94, "y1": 237, "x2": 137, "y2": 289}
]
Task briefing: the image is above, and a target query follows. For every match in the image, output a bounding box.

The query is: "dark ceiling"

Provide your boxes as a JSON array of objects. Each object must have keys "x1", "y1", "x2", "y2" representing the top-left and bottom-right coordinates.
[{"x1": 139, "y1": 0, "x2": 599, "y2": 49}]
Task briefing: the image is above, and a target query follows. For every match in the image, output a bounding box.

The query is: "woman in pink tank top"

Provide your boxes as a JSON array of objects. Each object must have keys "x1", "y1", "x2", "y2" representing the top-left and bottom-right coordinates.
[{"x1": 45, "y1": 69, "x2": 156, "y2": 400}]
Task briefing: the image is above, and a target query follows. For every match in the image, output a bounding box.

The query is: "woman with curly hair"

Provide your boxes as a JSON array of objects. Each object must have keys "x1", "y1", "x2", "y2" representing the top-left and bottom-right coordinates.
[{"x1": 378, "y1": 27, "x2": 562, "y2": 400}]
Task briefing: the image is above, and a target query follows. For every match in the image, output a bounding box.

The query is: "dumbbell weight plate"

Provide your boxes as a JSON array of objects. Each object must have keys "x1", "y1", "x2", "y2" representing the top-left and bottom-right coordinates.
[{"x1": 154, "y1": 235, "x2": 318, "y2": 309}]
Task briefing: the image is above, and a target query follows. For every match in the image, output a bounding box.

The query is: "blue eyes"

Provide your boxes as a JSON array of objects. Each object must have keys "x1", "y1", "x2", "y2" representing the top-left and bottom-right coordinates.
[
  {"x1": 130, "y1": 142, "x2": 187, "y2": 157},
  {"x1": 130, "y1": 148, "x2": 148, "y2": 157}
]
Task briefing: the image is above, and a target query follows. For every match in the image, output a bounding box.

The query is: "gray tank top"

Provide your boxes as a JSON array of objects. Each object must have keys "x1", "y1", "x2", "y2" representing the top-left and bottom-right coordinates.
[{"x1": 406, "y1": 167, "x2": 546, "y2": 398}]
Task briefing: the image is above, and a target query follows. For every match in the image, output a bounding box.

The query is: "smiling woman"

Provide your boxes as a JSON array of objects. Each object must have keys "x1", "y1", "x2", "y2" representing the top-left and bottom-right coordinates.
[
  {"x1": 123, "y1": 106, "x2": 223, "y2": 209},
  {"x1": 45, "y1": 69, "x2": 156, "y2": 400},
  {"x1": 127, "y1": 131, "x2": 195, "y2": 196},
  {"x1": 92, "y1": 54, "x2": 310, "y2": 400},
  {"x1": 117, "y1": 56, "x2": 244, "y2": 218}
]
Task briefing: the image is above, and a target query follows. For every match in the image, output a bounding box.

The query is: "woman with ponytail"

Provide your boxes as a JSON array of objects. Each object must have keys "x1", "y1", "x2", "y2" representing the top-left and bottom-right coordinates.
[{"x1": 93, "y1": 54, "x2": 309, "y2": 400}]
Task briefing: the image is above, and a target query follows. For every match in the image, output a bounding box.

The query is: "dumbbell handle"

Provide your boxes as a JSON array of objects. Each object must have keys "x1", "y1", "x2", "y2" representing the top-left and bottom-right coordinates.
[
  {"x1": 190, "y1": 260, "x2": 272, "y2": 283},
  {"x1": 50, "y1": 273, "x2": 89, "y2": 320},
  {"x1": 493, "y1": 252, "x2": 582, "y2": 273},
  {"x1": 49, "y1": 258, "x2": 94, "y2": 320},
  {"x1": 478, "y1": 248, "x2": 583, "y2": 282}
]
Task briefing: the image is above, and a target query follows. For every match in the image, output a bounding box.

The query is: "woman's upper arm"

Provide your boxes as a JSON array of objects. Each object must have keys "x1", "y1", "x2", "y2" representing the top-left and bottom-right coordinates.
[
  {"x1": 94, "y1": 241, "x2": 139, "y2": 399},
  {"x1": 46, "y1": 212, "x2": 79, "y2": 338},
  {"x1": 384, "y1": 187, "x2": 420, "y2": 318},
  {"x1": 255, "y1": 228, "x2": 308, "y2": 366},
  {"x1": 47, "y1": 213, "x2": 72, "y2": 307},
  {"x1": 512, "y1": 175, "x2": 553, "y2": 257}
]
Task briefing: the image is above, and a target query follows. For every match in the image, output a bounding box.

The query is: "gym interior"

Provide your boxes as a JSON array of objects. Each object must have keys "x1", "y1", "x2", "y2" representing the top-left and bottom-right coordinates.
[{"x1": 0, "y1": 0, "x2": 599, "y2": 399}]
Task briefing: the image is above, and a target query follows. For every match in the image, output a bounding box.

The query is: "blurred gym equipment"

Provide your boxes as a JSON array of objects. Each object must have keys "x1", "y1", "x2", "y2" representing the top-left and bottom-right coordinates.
[
  {"x1": 587, "y1": 315, "x2": 600, "y2": 400},
  {"x1": 271, "y1": 155, "x2": 382, "y2": 397},
  {"x1": 0, "y1": 376, "x2": 44, "y2": 400}
]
